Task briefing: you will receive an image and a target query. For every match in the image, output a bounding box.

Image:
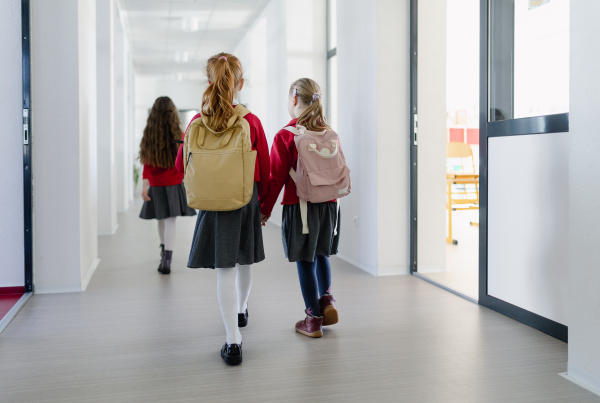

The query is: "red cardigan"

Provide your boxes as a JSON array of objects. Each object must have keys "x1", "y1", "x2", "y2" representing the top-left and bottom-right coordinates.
[
  {"x1": 143, "y1": 164, "x2": 183, "y2": 187},
  {"x1": 260, "y1": 118, "x2": 336, "y2": 217},
  {"x1": 175, "y1": 107, "x2": 270, "y2": 201}
]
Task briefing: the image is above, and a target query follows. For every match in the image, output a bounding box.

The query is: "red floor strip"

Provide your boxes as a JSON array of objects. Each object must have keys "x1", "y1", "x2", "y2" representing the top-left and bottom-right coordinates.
[{"x1": 0, "y1": 294, "x2": 24, "y2": 322}]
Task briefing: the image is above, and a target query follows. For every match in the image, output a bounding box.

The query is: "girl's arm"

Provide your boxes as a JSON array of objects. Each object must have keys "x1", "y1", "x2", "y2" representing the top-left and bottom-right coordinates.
[
  {"x1": 254, "y1": 120, "x2": 270, "y2": 202},
  {"x1": 175, "y1": 138, "x2": 184, "y2": 173},
  {"x1": 141, "y1": 165, "x2": 151, "y2": 201},
  {"x1": 141, "y1": 179, "x2": 150, "y2": 201},
  {"x1": 260, "y1": 132, "x2": 293, "y2": 217}
]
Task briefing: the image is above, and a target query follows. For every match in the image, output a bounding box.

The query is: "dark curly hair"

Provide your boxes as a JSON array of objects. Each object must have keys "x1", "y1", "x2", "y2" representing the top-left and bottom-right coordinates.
[{"x1": 139, "y1": 96, "x2": 182, "y2": 168}]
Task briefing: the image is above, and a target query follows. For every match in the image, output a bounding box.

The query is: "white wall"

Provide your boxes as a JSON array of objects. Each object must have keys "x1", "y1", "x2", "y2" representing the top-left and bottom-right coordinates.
[
  {"x1": 376, "y1": 0, "x2": 411, "y2": 275},
  {"x1": 0, "y1": 0, "x2": 25, "y2": 289},
  {"x1": 31, "y1": 0, "x2": 99, "y2": 293},
  {"x1": 96, "y1": 0, "x2": 118, "y2": 235},
  {"x1": 114, "y1": 7, "x2": 129, "y2": 213},
  {"x1": 416, "y1": 0, "x2": 448, "y2": 273},
  {"x1": 79, "y1": 0, "x2": 100, "y2": 289},
  {"x1": 568, "y1": 0, "x2": 600, "y2": 392},
  {"x1": 488, "y1": 133, "x2": 569, "y2": 325},
  {"x1": 336, "y1": 0, "x2": 379, "y2": 274}
]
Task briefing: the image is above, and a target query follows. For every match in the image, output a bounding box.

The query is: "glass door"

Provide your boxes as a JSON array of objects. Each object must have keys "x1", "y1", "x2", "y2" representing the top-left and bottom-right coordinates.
[
  {"x1": 410, "y1": 0, "x2": 481, "y2": 301},
  {"x1": 410, "y1": 0, "x2": 570, "y2": 342}
]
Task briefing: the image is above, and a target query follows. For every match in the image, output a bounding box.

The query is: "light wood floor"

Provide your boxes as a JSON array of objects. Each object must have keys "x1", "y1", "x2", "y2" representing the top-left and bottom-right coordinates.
[{"x1": 0, "y1": 198, "x2": 597, "y2": 403}]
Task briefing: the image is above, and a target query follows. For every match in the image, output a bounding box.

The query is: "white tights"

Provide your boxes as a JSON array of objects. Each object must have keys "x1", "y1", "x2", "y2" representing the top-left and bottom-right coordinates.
[
  {"x1": 217, "y1": 264, "x2": 252, "y2": 345},
  {"x1": 158, "y1": 217, "x2": 177, "y2": 251}
]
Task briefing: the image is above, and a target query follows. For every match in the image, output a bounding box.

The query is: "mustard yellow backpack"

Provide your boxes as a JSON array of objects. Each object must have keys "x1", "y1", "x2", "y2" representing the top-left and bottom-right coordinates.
[{"x1": 183, "y1": 105, "x2": 256, "y2": 211}]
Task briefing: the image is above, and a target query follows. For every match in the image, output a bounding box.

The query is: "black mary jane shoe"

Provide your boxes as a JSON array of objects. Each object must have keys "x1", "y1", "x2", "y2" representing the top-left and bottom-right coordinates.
[
  {"x1": 221, "y1": 343, "x2": 242, "y2": 366},
  {"x1": 238, "y1": 308, "x2": 249, "y2": 327}
]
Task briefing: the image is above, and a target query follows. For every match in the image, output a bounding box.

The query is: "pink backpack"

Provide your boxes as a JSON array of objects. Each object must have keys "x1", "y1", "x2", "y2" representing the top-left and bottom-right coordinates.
[{"x1": 284, "y1": 124, "x2": 351, "y2": 234}]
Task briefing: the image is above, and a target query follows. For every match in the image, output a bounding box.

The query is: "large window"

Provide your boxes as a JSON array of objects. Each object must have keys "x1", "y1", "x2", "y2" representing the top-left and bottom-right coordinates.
[{"x1": 326, "y1": 0, "x2": 337, "y2": 129}]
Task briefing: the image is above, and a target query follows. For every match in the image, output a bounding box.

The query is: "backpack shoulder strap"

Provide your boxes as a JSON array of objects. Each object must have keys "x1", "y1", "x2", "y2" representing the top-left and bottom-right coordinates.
[
  {"x1": 233, "y1": 104, "x2": 250, "y2": 119},
  {"x1": 283, "y1": 126, "x2": 300, "y2": 135}
]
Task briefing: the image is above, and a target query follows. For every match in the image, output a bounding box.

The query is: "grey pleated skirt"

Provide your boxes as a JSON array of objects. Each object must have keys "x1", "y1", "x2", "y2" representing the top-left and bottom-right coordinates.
[
  {"x1": 139, "y1": 183, "x2": 197, "y2": 220},
  {"x1": 281, "y1": 201, "x2": 341, "y2": 262},
  {"x1": 187, "y1": 184, "x2": 265, "y2": 269}
]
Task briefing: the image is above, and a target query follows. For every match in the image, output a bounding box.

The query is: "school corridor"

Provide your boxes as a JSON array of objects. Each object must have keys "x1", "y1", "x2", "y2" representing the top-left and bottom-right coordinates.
[
  {"x1": 3, "y1": 0, "x2": 600, "y2": 401},
  {"x1": 0, "y1": 196, "x2": 595, "y2": 402}
]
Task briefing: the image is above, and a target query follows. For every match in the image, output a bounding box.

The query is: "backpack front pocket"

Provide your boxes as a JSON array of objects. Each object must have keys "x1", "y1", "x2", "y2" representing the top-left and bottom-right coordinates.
[
  {"x1": 306, "y1": 166, "x2": 351, "y2": 202},
  {"x1": 185, "y1": 151, "x2": 244, "y2": 201}
]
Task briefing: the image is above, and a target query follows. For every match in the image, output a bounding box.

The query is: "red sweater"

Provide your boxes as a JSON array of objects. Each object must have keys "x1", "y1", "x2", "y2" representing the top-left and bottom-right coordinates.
[
  {"x1": 143, "y1": 164, "x2": 183, "y2": 187},
  {"x1": 260, "y1": 119, "x2": 336, "y2": 217},
  {"x1": 175, "y1": 107, "x2": 270, "y2": 201}
]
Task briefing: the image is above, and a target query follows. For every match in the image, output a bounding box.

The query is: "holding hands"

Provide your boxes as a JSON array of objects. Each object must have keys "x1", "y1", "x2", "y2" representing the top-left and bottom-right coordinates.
[{"x1": 260, "y1": 213, "x2": 269, "y2": 226}]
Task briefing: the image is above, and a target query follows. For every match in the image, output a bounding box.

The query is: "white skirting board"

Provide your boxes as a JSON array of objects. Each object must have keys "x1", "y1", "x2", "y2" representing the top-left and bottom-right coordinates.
[
  {"x1": 81, "y1": 258, "x2": 101, "y2": 291},
  {"x1": 0, "y1": 293, "x2": 32, "y2": 334},
  {"x1": 34, "y1": 284, "x2": 82, "y2": 294},
  {"x1": 378, "y1": 266, "x2": 410, "y2": 276},
  {"x1": 560, "y1": 364, "x2": 600, "y2": 397},
  {"x1": 416, "y1": 265, "x2": 447, "y2": 273},
  {"x1": 98, "y1": 224, "x2": 119, "y2": 236},
  {"x1": 335, "y1": 253, "x2": 377, "y2": 276}
]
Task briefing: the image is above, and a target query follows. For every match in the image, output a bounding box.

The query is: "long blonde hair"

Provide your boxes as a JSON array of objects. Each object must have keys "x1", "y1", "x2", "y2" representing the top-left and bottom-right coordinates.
[
  {"x1": 201, "y1": 52, "x2": 244, "y2": 132},
  {"x1": 289, "y1": 78, "x2": 331, "y2": 131}
]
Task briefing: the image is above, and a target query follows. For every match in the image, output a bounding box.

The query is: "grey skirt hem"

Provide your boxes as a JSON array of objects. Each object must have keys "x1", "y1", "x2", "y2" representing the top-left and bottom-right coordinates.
[
  {"x1": 187, "y1": 184, "x2": 265, "y2": 269},
  {"x1": 139, "y1": 183, "x2": 197, "y2": 220},
  {"x1": 281, "y1": 202, "x2": 341, "y2": 263}
]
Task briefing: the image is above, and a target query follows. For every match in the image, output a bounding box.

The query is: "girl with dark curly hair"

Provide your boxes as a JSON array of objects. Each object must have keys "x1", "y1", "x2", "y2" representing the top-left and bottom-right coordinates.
[{"x1": 139, "y1": 96, "x2": 196, "y2": 274}]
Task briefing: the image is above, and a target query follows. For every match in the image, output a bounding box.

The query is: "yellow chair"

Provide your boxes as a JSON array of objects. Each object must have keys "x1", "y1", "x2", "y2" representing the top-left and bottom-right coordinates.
[{"x1": 446, "y1": 142, "x2": 479, "y2": 244}]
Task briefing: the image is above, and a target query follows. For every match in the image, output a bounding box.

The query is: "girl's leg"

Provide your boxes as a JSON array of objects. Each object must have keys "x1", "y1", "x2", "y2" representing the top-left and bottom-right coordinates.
[
  {"x1": 217, "y1": 267, "x2": 242, "y2": 345},
  {"x1": 316, "y1": 255, "x2": 332, "y2": 297},
  {"x1": 296, "y1": 260, "x2": 321, "y2": 317},
  {"x1": 316, "y1": 256, "x2": 338, "y2": 326},
  {"x1": 236, "y1": 264, "x2": 252, "y2": 313},
  {"x1": 162, "y1": 217, "x2": 177, "y2": 251},
  {"x1": 158, "y1": 219, "x2": 166, "y2": 245},
  {"x1": 158, "y1": 217, "x2": 176, "y2": 274},
  {"x1": 157, "y1": 219, "x2": 166, "y2": 272}
]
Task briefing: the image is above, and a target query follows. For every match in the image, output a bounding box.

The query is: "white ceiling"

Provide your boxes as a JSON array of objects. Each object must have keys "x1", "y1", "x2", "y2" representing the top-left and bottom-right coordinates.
[{"x1": 118, "y1": 0, "x2": 269, "y2": 80}]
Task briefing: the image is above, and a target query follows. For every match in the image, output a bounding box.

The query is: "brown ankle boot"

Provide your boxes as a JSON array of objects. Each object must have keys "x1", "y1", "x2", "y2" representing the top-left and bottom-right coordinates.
[
  {"x1": 319, "y1": 294, "x2": 338, "y2": 326},
  {"x1": 295, "y1": 311, "x2": 323, "y2": 338}
]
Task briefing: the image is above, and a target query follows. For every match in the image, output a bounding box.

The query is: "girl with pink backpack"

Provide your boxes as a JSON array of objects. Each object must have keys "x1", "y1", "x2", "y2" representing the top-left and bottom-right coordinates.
[{"x1": 261, "y1": 78, "x2": 350, "y2": 338}]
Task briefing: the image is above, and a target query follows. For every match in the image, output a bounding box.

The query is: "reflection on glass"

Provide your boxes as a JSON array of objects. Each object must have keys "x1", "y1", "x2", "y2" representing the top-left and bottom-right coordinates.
[
  {"x1": 514, "y1": 0, "x2": 569, "y2": 118},
  {"x1": 328, "y1": 0, "x2": 337, "y2": 51},
  {"x1": 489, "y1": 0, "x2": 569, "y2": 121}
]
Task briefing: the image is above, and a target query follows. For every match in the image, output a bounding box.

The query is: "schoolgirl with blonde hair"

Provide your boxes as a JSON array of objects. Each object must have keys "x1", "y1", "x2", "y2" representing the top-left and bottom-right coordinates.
[
  {"x1": 175, "y1": 53, "x2": 270, "y2": 365},
  {"x1": 261, "y1": 77, "x2": 344, "y2": 339}
]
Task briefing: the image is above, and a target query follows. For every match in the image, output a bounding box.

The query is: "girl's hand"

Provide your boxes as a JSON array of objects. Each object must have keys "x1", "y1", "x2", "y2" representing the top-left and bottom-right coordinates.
[
  {"x1": 142, "y1": 179, "x2": 151, "y2": 201},
  {"x1": 260, "y1": 213, "x2": 269, "y2": 226}
]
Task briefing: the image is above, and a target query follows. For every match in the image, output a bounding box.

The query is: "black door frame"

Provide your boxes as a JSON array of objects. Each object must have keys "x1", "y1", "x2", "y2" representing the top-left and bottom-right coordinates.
[
  {"x1": 22, "y1": 0, "x2": 33, "y2": 293},
  {"x1": 409, "y1": 0, "x2": 568, "y2": 342}
]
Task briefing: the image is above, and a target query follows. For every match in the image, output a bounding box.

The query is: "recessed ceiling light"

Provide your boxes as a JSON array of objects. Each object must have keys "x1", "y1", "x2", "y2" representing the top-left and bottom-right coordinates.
[
  {"x1": 175, "y1": 51, "x2": 189, "y2": 64},
  {"x1": 182, "y1": 17, "x2": 199, "y2": 33}
]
